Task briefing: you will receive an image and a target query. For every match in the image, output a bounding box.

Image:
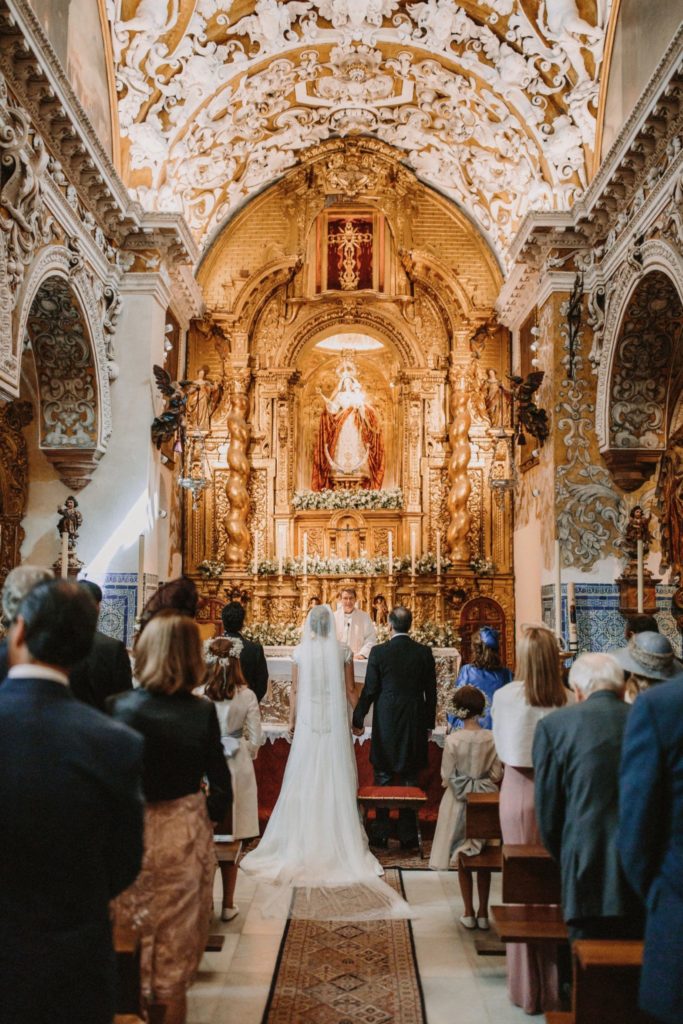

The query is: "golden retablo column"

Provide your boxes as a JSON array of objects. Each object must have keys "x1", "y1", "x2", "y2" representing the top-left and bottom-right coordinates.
[{"x1": 447, "y1": 365, "x2": 471, "y2": 562}]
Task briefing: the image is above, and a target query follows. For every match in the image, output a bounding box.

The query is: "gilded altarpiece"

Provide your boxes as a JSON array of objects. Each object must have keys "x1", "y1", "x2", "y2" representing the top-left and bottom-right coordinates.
[{"x1": 182, "y1": 141, "x2": 514, "y2": 656}]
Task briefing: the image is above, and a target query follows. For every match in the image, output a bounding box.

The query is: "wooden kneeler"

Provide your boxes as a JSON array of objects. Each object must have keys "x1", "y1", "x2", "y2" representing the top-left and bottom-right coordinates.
[{"x1": 357, "y1": 785, "x2": 428, "y2": 858}]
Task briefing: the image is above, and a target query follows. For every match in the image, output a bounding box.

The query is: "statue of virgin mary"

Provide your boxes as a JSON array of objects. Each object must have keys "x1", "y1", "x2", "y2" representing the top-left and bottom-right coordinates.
[{"x1": 312, "y1": 366, "x2": 385, "y2": 491}]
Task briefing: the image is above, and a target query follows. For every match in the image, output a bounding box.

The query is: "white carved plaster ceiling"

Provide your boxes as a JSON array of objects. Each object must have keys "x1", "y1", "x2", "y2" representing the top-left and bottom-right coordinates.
[{"x1": 106, "y1": 0, "x2": 611, "y2": 267}]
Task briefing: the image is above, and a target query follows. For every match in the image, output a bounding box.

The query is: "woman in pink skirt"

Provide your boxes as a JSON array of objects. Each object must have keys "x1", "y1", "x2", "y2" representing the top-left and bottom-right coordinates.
[{"x1": 492, "y1": 624, "x2": 575, "y2": 1015}]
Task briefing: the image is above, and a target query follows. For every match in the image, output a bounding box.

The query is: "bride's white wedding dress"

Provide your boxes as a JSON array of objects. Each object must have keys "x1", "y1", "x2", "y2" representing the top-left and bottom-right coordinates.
[{"x1": 240, "y1": 605, "x2": 409, "y2": 919}]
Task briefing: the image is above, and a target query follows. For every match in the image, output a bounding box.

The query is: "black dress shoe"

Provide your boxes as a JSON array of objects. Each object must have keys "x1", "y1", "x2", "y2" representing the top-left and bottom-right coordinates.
[{"x1": 371, "y1": 836, "x2": 388, "y2": 849}]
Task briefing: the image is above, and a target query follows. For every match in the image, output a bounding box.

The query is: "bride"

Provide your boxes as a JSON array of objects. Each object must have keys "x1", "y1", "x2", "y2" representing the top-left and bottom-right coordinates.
[{"x1": 240, "y1": 604, "x2": 408, "y2": 918}]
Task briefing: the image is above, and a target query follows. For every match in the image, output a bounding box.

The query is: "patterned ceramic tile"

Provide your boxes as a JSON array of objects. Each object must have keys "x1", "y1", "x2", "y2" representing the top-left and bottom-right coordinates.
[
  {"x1": 541, "y1": 583, "x2": 681, "y2": 656},
  {"x1": 99, "y1": 572, "x2": 158, "y2": 646}
]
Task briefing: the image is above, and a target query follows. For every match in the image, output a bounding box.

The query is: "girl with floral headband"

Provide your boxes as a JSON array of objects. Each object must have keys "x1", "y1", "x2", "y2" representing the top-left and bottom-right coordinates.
[
  {"x1": 430, "y1": 685, "x2": 502, "y2": 930},
  {"x1": 204, "y1": 636, "x2": 263, "y2": 921},
  {"x1": 450, "y1": 626, "x2": 512, "y2": 730}
]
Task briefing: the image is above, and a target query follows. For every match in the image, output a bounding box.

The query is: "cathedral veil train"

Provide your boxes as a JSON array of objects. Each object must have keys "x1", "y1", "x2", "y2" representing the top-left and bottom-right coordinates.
[{"x1": 240, "y1": 604, "x2": 411, "y2": 921}]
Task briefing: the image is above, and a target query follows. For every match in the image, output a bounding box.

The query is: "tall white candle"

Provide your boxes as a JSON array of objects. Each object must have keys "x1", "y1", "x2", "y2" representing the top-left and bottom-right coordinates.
[
  {"x1": 410, "y1": 526, "x2": 417, "y2": 576},
  {"x1": 637, "y1": 539, "x2": 644, "y2": 613},
  {"x1": 554, "y1": 539, "x2": 562, "y2": 640},
  {"x1": 278, "y1": 524, "x2": 285, "y2": 576},
  {"x1": 137, "y1": 534, "x2": 145, "y2": 617},
  {"x1": 60, "y1": 531, "x2": 69, "y2": 579},
  {"x1": 303, "y1": 531, "x2": 308, "y2": 576},
  {"x1": 388, "y1": 530, "x2": 393, "y2": 577},
  {"x1": 436, "y1": 530, "x2": 442, "y2": 576},
  {"x1": 252, "y1": 531, "x2": 258, "y2": 575},
  {"x1": 567, "y1": 582, "x2": 578, "y2": 648}
]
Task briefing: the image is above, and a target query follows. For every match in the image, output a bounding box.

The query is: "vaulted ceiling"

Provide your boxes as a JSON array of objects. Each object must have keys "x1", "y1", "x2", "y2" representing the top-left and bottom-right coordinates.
[{"x1": 107, "y1": 0, "x2": 612, "y2": 266}]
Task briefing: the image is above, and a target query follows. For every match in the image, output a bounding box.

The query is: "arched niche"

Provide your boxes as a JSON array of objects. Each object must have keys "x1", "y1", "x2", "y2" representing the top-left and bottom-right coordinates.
[
  {"x1": 600, "y1": 267, "x2": 683, "y2": 491},
  {"x1": 18, "y1": 260, "x2": 112, "y2": 490},
  {"x1": 294, "y1": 329, "x2": 402, "y2": 494}
]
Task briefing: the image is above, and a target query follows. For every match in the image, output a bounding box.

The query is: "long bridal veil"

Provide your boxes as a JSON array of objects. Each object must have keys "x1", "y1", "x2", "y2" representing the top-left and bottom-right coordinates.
[{"x1": 240, "y1": 604, "x2": 411, "y2": 920}]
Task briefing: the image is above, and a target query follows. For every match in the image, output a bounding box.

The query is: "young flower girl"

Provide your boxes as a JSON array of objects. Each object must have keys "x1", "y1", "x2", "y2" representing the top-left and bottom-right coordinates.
[{"x1": 429, "y1": 685, "x2": 502, "y2": 929}]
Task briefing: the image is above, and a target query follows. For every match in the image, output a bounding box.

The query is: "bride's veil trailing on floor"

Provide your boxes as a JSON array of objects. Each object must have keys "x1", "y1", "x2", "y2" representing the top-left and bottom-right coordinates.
[{"x1": 240, "y1": 604, "x2": 411, "y2": 920}]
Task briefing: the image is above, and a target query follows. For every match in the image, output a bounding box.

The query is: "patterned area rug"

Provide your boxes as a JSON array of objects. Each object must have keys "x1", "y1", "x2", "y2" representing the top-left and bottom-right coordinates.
[{"x1": 262, "y1": 870, "x2": 425, "y2": 1024}]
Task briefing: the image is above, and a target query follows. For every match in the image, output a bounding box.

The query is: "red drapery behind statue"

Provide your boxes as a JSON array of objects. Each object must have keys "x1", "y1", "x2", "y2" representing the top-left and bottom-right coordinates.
[{"x1": 312, "y1": 406, "x2": 385, "y2": 491}]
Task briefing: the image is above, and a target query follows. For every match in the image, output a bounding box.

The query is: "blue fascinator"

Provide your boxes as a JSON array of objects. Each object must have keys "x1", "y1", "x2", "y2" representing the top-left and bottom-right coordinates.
[{"x1": 479, "y1": 626, "x2": 499, "y2": 650}]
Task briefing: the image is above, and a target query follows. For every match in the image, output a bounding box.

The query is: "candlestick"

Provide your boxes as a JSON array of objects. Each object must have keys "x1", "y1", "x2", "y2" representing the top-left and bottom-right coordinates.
[
  {"x1": 567, "y1": 581, "x2": 578, "y2": 649},
  {"x1": 554, "y1": 539, "x2": 562, "y2": 640},
  {"x1": 252, "y1": 531, "x2": 258, "y2": 575},
  {"x1": 410, "y1": 526, "x2": 417, "y2": 576},
  {"x1": 60, "y1": 531, "x2": 69, "y2": 579},
  {"x1": 277, "y1": 524, "x2": 285, "y2": 577},
  {"x1": 303, "y1": 531, "x2": 308, "y2": 577},
  {"x1": 637, "y1": 539, "x2": 644, "y2": 613},
  {"x1": 388, "y1": 530, "x2": 393, "y2": 577},
  {"x1": 136, "y1": 534, "x2": 145, "y2": 618},
  {"x1": 436, "y1": 530, "x2": 442, "y2": 577}
]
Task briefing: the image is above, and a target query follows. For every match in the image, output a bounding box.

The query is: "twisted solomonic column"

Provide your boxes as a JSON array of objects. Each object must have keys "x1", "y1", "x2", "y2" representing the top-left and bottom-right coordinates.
[
  {"x1": 446, "y1": 366, "x2": 471, "y2": 562},
  {"x1": 225, "y1": 375, "x2": 251, "y2": 567}
]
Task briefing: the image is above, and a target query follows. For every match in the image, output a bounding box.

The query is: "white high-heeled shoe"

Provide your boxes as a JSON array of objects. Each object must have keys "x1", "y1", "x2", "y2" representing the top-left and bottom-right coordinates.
[
  {"x1": 221, "y1": 905, "x2": 239, "y2": 921},
  {"x1": 459, "y1": 915, "x2": 477, "y2": 930}
]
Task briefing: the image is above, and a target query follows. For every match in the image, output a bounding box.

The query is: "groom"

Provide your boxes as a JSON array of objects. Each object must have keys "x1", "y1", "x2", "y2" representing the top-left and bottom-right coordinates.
[{"x1": 352, "y1": 606, "x2": 437, "y2": 849}]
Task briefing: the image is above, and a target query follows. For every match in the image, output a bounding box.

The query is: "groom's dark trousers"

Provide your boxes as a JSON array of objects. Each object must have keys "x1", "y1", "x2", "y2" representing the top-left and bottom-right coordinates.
[{"x1": 353, "y1": 633, "x2": 437, "y2": 846}]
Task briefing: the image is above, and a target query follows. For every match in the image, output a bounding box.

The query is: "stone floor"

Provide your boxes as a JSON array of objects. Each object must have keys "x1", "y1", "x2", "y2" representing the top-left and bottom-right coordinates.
[{"x1": 187, "y1": 869, "x2": 531, "y2": 1023}]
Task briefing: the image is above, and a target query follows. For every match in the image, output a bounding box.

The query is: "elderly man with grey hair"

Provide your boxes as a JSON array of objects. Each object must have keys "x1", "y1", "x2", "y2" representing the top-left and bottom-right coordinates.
[
  {"x1": 532, "y1": 652, "x2": 643, "y2": 944},
  {"x1": 0, "y1": 565, "x2": 53, "y2": 682}
]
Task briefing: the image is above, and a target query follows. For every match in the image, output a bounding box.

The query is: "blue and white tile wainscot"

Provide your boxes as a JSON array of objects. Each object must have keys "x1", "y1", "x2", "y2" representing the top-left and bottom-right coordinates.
[
  {"x1": 541, "y1": 583, "x2": 681, "y2": 657},
  {"x1": 97, "y1": 572, "x2": 158, "y2": 647}
]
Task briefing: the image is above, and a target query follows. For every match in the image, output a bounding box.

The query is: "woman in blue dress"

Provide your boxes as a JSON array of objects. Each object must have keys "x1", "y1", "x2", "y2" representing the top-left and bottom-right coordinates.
[{"x1": 451, "y1": 627, "x2": 512, "y2": 730}]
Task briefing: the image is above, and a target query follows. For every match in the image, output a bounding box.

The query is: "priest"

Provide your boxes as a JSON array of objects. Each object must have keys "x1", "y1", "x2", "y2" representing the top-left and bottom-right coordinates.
[{"x1": 334, "y1": 587, "x2": 377, "y2": 659}]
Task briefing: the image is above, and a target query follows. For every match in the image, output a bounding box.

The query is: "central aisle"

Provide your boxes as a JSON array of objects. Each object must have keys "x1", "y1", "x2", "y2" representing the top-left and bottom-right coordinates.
[{"x1": 187, "y1": 870, "x2": 530, "y2": 1023}]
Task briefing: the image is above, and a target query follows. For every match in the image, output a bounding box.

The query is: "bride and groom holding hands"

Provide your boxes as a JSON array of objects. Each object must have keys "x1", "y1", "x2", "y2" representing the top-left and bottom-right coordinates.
[{"x1": 241, "y1": 601, "x2": 437, "y2": 910}]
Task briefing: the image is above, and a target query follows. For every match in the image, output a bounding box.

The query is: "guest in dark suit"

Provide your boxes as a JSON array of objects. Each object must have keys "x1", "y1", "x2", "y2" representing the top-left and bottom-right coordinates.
[
  {"x1": 619, "y1": 675, "x2": 683, "y2": 1024},
  {"x1": 221, "y1": 600, "x2": 268, "y2": 703},
  {"x1": 69, "y1": 580, "x2": 133, "y2": 711},
  {"x1": 0, "y1": 564, "x2": 53, "y2": 683},
  {"x1": 0, "y1": 580, "x2": 144, "y2": 1024},
  {"x1": 352, "y1": 605, "x2": 436, "y2": 848},
  {"x1": 533, "y1": 652, "x2": 642, "y2": 943}
]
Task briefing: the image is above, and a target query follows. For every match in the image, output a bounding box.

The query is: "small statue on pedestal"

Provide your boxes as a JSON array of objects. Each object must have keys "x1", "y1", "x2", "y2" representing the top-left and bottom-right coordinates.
[
  {"x1": 55, "y1": 496, "x2": 84, "y2": 577},
  {"x1": 619, "y1": 505, "x2": 653, "y2": 570},
  {"x1": 57, "y1": 496, "x2": 82, "y2": 551}
]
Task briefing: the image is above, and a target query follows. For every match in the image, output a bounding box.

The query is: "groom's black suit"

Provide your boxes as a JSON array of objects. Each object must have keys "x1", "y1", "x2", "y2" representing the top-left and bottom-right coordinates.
[{"x1": 353, "y1": 633, "x2": 436, "y2": 844}]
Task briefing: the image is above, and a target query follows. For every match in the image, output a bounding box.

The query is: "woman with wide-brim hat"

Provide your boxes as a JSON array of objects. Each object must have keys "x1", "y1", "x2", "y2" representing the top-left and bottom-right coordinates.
[{"x1": 611, "y1": 630, "x2": 683, "y2": 702}]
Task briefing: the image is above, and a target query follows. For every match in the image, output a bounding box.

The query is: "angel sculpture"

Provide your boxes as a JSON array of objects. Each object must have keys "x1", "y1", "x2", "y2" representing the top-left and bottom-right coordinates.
[
  {"x1": 508, "y1": 371, "x2": 550, "y2": 445},
  {"x1": 230, "y1": 0, "x2": 312, "y2": 53},
  {"x1": 150, "y1": 365, "x2": 187, "y2": 451}
]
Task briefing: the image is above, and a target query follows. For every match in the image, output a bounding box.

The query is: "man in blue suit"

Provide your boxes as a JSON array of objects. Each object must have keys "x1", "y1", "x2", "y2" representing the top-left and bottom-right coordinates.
[
  {"x1": 619, "y1": 677, "x2": 683, "y2": 1024},
  {"x1": 0, "y1": 580, "x2": 144, "y2": 1024}
]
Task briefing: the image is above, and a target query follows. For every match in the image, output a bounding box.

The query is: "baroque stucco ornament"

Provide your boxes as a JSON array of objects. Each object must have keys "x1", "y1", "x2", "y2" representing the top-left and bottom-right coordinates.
[{"x1": 107, "y1": 1, "x2": 610, "y2": 264}]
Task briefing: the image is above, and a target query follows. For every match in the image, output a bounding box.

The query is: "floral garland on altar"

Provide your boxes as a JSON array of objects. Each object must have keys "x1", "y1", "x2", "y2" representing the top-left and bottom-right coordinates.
[
  {"x1": 243, "y1": 620, "x2": 459, "y2": 648},
  {"x1": 255, "y1": 551, "x2": 453, "y2": 576},
  {"x1": 291, "y1": 487, "x2": 404, "y2": 511}
]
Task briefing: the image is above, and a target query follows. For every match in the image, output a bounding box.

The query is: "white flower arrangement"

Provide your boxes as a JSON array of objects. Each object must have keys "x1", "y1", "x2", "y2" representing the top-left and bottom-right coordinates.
[
  {"x1": 242, "y1": 622, "x2": 303, "y2": 646},
  {"x1": 204, "y1": 636, "x2": 244, "y2": 662},
  {"x1": 470, "y1": 556, "x2": 495, "y2": 576},
  {"x1": 197, "y1": 558, "x2": 226, "y2": 579},
  {"x1": 254, "y1": 552, "x2": 454, "y2": 576},
  {"x1": 291, "y1": 487, "x2": 404, "y2": 511},
  {"x1": 376, "y1": 621, "x2": 460, "y2": 648}
]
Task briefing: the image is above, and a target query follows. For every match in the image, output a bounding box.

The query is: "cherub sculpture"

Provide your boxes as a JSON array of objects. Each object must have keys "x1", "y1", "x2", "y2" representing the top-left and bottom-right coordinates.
[
  {"x1": 151, "y1": 365, "x2": 188, "y2": 450},
  {"x1": 621, "y1": 505, "x2": 654, "y2": 561},
  {"x1": 508, "y1": 371, "x2": 550, "y2": 444},
  {"x1": 57, "y1": 496, "x2": 82, "y2": 552}
]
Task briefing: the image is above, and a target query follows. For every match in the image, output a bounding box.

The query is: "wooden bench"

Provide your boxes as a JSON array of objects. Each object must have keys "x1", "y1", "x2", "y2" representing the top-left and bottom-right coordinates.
[
  {"x1": 502, "y1": 844, "x2": 562, "y2": 905},
  {"x1": 571, "y1": 940, "x2": 654, "y2": 1024},
  {"x1": 491, "y1": 903, "x2": 567, "y2": 942},
  {"x1": 113, "y1": 922, "x2": 142, "y2": 1022},
  {"x1": 357, "y1": 786, "x2": 428, "y2": 858},
  {"x1": 464, "y1": 792, "x2": 501, "y2": 840}
]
